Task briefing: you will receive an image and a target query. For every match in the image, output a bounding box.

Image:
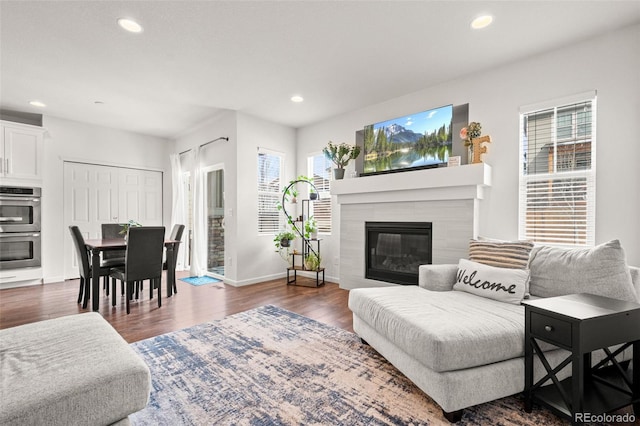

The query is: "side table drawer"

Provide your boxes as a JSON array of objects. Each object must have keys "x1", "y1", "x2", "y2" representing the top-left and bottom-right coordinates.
[{"x1": 530, "y1": 312, "x2": 572, "y2": 347}]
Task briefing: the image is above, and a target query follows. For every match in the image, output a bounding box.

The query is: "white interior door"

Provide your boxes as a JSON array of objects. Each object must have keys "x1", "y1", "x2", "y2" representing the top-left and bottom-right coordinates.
[
  {"x1": 63, "y1": 162, "x2": 162, "y2": 279},
  {"x1": 118, "y1": 168, "x2": 163, "y2": 225}
]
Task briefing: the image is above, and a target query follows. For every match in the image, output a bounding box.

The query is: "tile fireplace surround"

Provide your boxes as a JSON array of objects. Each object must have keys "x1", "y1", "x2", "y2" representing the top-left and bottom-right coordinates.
[{"x1": 331, "y1": 163, "x2": 492, "y2": 290}]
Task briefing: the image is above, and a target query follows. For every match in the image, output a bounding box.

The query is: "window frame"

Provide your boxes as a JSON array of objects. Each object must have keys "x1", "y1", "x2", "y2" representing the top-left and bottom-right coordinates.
[
  {"x1": 518, "y1": 91, "x2": 597, "y2": 248},
  {"x1": 307, "y1": 152, "x2": 332, "y2": 234},
  {"x1": 257, "y1": 148, "x2": 284, "y2": 235}
]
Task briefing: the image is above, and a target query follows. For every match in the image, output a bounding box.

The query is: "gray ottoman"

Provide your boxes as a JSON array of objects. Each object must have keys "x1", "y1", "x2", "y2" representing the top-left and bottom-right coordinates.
[{"x1": 0, "y1": 313, "x2": 150, "y2": 426}]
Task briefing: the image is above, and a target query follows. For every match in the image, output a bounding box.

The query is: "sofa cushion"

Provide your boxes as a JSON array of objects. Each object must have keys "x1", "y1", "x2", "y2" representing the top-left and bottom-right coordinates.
[
  {"x1": 453, "y1": 259, "x2": 529, "y2": 305},
  {"x1": 0, "y1": 313, "x2": 150, "y2": 426},
  {"x1": 528, "y1": 239, "x2": 638, "y2": 303},
  {"x1": 469, "y1": 238, "x2": 534, "y2": 269},
  {"x1": 349, "y1": 286, "x2": 527, "y2": 372}
]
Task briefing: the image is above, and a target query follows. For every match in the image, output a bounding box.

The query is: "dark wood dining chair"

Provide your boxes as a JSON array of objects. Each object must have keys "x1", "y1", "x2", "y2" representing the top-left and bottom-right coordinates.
[
  {"x1": 100, "y1": 223, "x2": 126, "y2": 266},
  {"x1": 109, "y1": 226, "x2": 165, "y2": 314},
  {"x1": 163, "y1": 224, "x2": 185, "y2": 294},
  {"x1": 69, "y1": 226, "x2": 113, "y2": 309},
  {"x1": 101, "y1": 223, "x2": 126, "y2": 295}
]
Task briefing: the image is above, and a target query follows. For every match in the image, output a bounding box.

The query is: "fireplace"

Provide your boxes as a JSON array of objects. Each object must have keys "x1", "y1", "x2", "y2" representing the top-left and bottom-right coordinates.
[{"x1": 365, "y1": 222, "x2": 432, "y2": 285}]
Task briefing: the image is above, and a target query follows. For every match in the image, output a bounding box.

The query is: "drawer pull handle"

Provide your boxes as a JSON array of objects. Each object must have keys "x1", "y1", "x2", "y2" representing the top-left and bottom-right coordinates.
[{"x1": 544, "y1": 325, "x2": 553, "y2": 332}]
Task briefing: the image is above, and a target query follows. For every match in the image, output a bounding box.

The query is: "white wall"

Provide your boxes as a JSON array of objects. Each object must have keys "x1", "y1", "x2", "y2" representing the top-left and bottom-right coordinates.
[
  {"x1": 173, "y1": 110, "x2": 296, "y2": 286},
  {"x1": 236, "y1": 112, "x2": 297, "y2": 285},
  {"x1": 297, "y1": 23, "x2": 640, "y2": 279},
  {"x1": 42, "y1": 116, "x2": 172, "y2": 283}
]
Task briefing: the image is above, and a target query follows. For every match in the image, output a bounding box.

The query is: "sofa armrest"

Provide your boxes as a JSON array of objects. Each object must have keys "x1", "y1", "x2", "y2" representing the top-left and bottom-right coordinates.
[{"x1": 418, "y1": 264, "x2": 458, "y2": 291}]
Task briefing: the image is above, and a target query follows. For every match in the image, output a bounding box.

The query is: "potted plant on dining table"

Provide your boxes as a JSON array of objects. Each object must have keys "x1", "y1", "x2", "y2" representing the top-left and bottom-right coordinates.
[{"x1": 119, "y1": 220, "x2": 142, "y2": 242}]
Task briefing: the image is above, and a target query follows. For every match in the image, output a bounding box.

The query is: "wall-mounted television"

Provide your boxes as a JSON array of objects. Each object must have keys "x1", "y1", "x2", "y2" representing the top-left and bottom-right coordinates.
[{"x1": 359, "y1": 104, "x2": 454, "y2": 176}]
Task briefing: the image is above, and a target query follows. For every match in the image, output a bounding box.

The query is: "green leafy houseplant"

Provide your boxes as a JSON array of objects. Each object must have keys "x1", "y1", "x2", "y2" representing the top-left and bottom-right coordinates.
[
  {"x1": 304, "y1": 252, "x2": 321, "y2": 271},
  {"x1": 323, "y1": 141, "x2": 361, "y2": 169},
  {"x1": 274, "y1": 230, "x2": 297, "y2": 250},
  {"x1": 304, "y1": 216, "x2": 317, "y2": 239},
  {"x1": 119, "y1": 220, "x2": 142, "y2": 236}
]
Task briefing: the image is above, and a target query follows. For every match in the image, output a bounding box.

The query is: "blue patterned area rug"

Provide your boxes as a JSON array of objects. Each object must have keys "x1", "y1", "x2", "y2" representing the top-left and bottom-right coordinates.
[
  {"x1": 129, "y1": 305, "x2": 578, "y2": 425},
  {"x1": 179, "y1": 276, "x2": 221, "y2": 286}
]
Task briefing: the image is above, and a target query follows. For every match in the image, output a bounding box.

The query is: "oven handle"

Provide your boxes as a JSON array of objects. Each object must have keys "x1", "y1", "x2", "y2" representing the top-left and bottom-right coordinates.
[
  {"x1": 0, "y1": 217, "x2": 24, "y2": 222},
  {"x1": 0, "y1": 232, "x2": 40, "y2": 238},
  {"x1": 0, "y1": 196, "x2": 40, "y2": 202}
]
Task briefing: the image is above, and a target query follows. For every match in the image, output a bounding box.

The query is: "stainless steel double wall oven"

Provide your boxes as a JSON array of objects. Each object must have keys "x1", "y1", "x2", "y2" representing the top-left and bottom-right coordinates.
[{"x1": 0, "y1": 186, "x2": 42, "y2": 269}]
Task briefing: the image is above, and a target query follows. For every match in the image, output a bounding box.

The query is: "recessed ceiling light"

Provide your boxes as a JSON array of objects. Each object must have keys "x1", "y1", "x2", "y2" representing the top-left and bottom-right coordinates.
[
  {"x1": 29, "y1": 100, "x2": 46, "y2": 108},
  {"x1": 117, "y1": 18, "x2": 143, "y2": 33},
  {"x1": 471, "y1": 15, "x2": 493, "y2": 30},
  {"x1": 291, "y1": 95, "x2": 304, "y2": 103}
]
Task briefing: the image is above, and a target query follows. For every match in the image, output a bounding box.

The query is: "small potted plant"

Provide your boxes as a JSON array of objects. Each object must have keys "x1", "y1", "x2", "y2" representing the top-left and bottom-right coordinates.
[
  {"x1": 119, "y1": 220, "x2": 142, "y2": 241},
  {"x1": 323, "y1": 141, "x2": 361, "y2": 180},
  {"x1": 309, "y1": 187, "x2": 318, "y2": 200},
  {"x1": 274, "y1": 230, "x2": 297, "y2": 249},
  {"x1": 304, "y1": 252, "x2": 321, "y2": 271},
  {"x1": 304, "y1": 216, "x2": 318, "y2": 240}
]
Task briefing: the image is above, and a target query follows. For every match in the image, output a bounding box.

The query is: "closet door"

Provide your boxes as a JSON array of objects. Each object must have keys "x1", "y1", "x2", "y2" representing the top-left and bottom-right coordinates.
[
  {"x1": 118, "y1": 168, "x2": 163, "y2": 226},
  {"x1": 63, "y1": 162, "x2": 162, "y2": 279}
]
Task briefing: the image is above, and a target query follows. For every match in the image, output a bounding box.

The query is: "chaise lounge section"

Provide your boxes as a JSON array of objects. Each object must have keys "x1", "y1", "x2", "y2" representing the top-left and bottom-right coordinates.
[{"x1": 349, "y1": 240, "x2": 640, "y2": 421}]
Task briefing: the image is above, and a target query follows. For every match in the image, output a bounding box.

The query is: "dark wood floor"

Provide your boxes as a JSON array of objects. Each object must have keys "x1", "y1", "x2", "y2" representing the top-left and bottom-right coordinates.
[{"x1": 0, "y1": 271, "x2": 353, "y2": 343}]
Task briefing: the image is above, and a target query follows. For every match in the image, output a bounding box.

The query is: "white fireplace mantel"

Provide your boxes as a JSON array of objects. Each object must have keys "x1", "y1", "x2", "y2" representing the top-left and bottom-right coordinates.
[
  {"x1": 332, "y1": 163, "x2": 492, "y2": 290},
  {"x1": 331, "y1": 163, "x2": 492, "y2": 204}
]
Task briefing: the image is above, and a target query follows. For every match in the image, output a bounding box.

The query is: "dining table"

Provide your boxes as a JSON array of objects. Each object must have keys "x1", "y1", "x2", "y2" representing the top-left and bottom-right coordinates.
[{"x1": 84, "y1": 238, "x2": 180, "y2": 312}]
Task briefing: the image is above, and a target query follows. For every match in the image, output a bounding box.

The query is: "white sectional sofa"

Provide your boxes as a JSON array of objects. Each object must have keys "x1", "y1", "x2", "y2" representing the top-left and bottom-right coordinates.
[
  {"x1": 0, "y1": 313, "x2": 151, "y2": 426},
  {"x1": 349, "y1": 240, "x2": 640, "y2": 422}
]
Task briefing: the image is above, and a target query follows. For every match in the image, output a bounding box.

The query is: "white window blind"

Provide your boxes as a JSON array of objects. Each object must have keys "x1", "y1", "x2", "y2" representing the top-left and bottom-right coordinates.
[
  {"x1": 308, "y1": 153, "x2": 332, "y2": 234},
  {"x1": 257, "y1": 149, "x2": 283, "y2": 234},
  {"x1": 518, "y1": 95, "x2": 596, "y2": 247}
]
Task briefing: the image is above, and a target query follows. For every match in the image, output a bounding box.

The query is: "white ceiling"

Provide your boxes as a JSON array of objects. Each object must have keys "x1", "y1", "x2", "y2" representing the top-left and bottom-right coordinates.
[{"x1": 1, "y1": 1, "x2": 639, "y2": 139}]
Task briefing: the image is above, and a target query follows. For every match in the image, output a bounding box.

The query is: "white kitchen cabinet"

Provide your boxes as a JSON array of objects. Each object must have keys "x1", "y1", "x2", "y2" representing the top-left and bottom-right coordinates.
[{"x1": 0, "y1": 120, "x2": 45, "y2": 183}]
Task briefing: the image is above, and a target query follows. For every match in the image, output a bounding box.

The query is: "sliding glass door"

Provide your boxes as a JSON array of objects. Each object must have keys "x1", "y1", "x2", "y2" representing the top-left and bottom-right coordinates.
[{"x1": 205, "y1": 165, "x2": 225, "y2": 277}]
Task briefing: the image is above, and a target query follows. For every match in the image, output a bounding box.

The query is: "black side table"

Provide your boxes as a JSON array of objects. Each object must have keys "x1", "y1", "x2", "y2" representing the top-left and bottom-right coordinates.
[{"x1": 523, "y1": 293, "x2": 640, "y2": 424}]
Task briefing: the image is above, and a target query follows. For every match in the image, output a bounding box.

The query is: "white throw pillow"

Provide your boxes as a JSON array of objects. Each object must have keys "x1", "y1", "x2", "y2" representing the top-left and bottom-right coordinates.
[
  {"x1": 528, "y1": 239, "x2": 638, "y2": 303},
  {"x1": 453, "y1": 259, "x2": 529, "y2": 305}
]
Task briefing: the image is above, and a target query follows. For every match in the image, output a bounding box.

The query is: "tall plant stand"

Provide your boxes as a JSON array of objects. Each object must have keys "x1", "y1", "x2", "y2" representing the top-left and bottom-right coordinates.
[{"x1": 280, "y1": 180, "x2": 325, "y2": 288}]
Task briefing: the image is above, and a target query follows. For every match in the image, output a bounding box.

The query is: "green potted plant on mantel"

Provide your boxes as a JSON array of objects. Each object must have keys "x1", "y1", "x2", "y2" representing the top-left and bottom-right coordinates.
[{"x1": 323, "y1": 141, "x2": 361, "y2": 180}]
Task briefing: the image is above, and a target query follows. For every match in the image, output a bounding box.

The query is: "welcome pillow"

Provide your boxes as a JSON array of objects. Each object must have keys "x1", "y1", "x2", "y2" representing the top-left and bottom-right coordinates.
[
  {"x1": 528, "y1": 239, "x2": 638, "y2": 303},
  {"x1": 453, "y1": 258, "x2": 529, "y2": 305}
]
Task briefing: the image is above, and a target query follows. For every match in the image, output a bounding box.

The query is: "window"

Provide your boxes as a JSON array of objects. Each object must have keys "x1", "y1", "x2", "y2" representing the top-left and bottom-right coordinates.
[
  {"x1": 519, "y1": 92, "x2": 596, "y2": 247},
  {"x1": 307, "y1": 153, "x2": 332, "y2": 233},
  {"x1": 257, "y1": 149, "x2": 283, "y2": 234}
]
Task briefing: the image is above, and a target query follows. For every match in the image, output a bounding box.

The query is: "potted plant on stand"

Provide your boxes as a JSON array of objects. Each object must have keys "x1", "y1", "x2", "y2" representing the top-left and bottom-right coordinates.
[
  {"x1": 323, "y1": 141, "x2": 361, "y2": 180},
  {"x1": 274, "y1": 230, "x2": 297, "y2": 265},
  {"x1": 304, "y1": 216, "x2": 318, "y2": 240},
  {"x1": 304, "y1": 252, "x2": 321, "y2": 271},
  {"x1": 274, "y1": 230, "x2": 296, "y2": 249}
]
